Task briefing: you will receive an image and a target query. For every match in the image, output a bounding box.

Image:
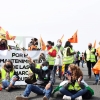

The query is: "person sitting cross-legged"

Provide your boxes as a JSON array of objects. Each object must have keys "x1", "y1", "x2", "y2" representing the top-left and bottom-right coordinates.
[
  {"x1": 0, "y1": 60, "x2": 19, "y2": 92},
  {"x1": 16, "y1": 57, "x2": 55, "y2": 100},
  {"x1": 59, "y1": 64, "x2": 87, "y2": 100}
]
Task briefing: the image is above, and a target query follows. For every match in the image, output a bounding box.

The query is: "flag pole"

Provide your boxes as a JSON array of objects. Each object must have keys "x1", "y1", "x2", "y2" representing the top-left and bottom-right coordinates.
[{"x1": 13, "y1": 41, "x2": 27, "y2": 55}]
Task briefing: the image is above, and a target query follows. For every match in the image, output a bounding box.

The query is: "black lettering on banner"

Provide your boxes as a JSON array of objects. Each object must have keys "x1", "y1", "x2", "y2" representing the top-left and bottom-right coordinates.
[
  {"x1": 13, "y1": 65, "x2": 18, "y2": 69},
  {"x1": 24, "y1": 54, "x2": 28, "y2": 57},
  {"x1": 11, "y1": 59, "x2": 29, "y2": 63},
  {"x1": 22, "y1": 65, "x2": 29, "y2": 69},
  {"x1": 0, "y1": 59, "x2": 5, "y2": 63},
  {"x1": 15, "y1": 59, "x2": 19, "y2": 63},
  {"x1": 0, "y1": 59, "x2": 29, "y2": 64},
  {"x1": 12, "y1": 53, "x2": 24, "y2": 57},
  {"x1": 18, "y1": 77, "x2": 28, "y2": 81},
  {"x1": 16, "y1": 71, "x2": 28, "y2": 75},
  {"x1": 18, "y1": 65, "x2": 29, "y2": 69},
  {"x1": 12, "y1": 53, "x2": 16, "y2": 57}
]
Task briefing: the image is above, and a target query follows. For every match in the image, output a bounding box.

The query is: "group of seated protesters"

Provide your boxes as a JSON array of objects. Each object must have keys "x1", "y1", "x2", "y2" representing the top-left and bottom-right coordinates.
[
  {"x1": 0, "y1": 38, "x2": 94, "y2": 100},
  {"x1": 0, "y1": 55, "x2": 93, "y2": 100}
]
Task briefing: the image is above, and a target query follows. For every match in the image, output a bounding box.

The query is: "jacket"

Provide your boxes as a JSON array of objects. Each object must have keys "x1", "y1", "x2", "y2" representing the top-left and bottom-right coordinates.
[{"x1": 29, "y1": 63, "x2": 55, "y2": 87}]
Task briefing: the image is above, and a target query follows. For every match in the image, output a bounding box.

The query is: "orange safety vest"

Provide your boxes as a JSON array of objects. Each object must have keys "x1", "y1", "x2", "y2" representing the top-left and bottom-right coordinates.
[
  {"x1": 28, "y1": 45, "x2": 37, "y2": 51},
  {"x1": 92, "y1": 60, "x2": 100, "y2": 74}
]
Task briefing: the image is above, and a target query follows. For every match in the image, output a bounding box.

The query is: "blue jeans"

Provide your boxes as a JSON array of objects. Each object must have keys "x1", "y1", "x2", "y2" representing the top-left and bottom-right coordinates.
[
  {"x1": 60, "y1": 87, "x2": 87, "y2": 100},
  {"x1": 23, "y1": 84, "x2": 53, "y2": 99},
  {"x1": 95, "y1": 74, "x2": 99, "y2": 83},
  {"x1": 2, "y1": 75, "x2": 17, "y2": 88},
  {"x1": 81, "y1": 60, "x2": 84, "y2": 67}
]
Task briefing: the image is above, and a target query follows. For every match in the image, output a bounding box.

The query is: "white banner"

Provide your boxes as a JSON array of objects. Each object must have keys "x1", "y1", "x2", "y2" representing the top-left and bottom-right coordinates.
[{"x1": 0, "y1": 50, "x2": 47, "y2": 85}]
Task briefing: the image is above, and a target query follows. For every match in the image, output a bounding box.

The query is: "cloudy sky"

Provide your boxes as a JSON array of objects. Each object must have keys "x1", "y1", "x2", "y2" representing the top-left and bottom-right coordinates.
[{"x1": 0, "y1": 0, "x2": 100, "y2": 52}]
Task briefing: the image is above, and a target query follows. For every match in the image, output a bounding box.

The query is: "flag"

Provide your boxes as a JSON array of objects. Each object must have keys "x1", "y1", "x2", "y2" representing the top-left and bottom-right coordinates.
[
  {"x1": 0, "y1": 26, "x2": 6, "y2": 34},
  {"x1": 93, "y1": 40, "x2": 96, "y2": 48},
  {"x1": 6, "y1": 31, "x2": 10, "y2": 40},
  {"x1": 6, "y1": 31, "x2": 16, "y2": 40},
  {"x1": 60, "y1": 34, "x2": 64, "y2": 42},
  {"x1": 68, "y1": 31, "x2": 78, "y2": 43},
  {"x1": 40, "y1": 36, "x2": 46, "y2": 50},
  {"x1": 96, "y1": 47, "x2": 100, "y2": 57},
  {"x1": 0, "y1": 26, "x2": 16, "y2": 40},
  {"x1": 92, "y1": 60, "x2": 100, "y2": 74},
  {"x1": 0, "y1": 33, "x2": 6, "y2": 39},
  {"x1": 0, "y1": 27, "x2": 6, "y2": 39}
]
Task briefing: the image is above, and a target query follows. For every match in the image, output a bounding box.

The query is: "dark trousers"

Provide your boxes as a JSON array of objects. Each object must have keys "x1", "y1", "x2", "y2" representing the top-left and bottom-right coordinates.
[
  {"x1": 63, "y1": 64, "x2": 70, "y2": 80},
  {"x1": 86, "y1": 61, "x2": 96, "y2": 77},
  {"x1": 65, "y1": 64, "x2": 70, "y2": 73},
  {"x1": 75, "y1": 60, "x2": 80, "y2": 66},
  {"x1": 53, "y1": 66, "x2": 62, "y2": 78},
  {"x1": 49, "y1": 65, "x2": 54, "y2": 71}
]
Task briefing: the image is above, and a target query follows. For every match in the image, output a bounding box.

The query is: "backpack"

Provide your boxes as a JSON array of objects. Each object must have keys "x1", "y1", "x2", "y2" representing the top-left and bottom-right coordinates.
[{"x1": 82, "y1": 86, "x2": 94, "y2": 99}]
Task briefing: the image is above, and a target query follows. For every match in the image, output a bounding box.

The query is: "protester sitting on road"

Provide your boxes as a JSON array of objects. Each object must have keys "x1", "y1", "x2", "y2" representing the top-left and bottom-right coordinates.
[
  {"x1": 25, "y1": 53, "x2": 46, "y2": 84},
  {"x1": 59, "y1": 64, "x2": 87, "y2": 100},
  {"x1": 16, "y1": 57, "x2": 55, "y2": 100},
  {"x1": 0, "y1": 60, "x2": 19, "y2": 92}
]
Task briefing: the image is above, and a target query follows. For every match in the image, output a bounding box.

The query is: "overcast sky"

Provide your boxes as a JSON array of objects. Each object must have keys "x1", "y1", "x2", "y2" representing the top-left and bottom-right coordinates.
[{"x1": 0, "y1": 0, "x2": 100, "y2": 52}]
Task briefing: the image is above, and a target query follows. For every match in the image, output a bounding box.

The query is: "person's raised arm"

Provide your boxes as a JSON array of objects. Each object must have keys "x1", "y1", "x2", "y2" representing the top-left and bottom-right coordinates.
[{"x1": 27, "y1": 56, "x2": 41, "y2": 74}]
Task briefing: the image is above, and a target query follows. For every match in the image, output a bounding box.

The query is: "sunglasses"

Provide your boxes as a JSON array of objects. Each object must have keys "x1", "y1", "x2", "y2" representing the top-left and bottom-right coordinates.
[{"x1": 66, "y1": 70, "x2": 71, "y2": 75}]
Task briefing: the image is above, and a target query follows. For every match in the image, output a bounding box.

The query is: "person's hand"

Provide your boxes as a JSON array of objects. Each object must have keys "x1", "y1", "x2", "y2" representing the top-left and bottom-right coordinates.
[
  {"x1": 13, "y1": 77, "x2": 18, "y2": 81},
  {"x1": 27, "y1": 56, "x2": 33, "y2": 64},
  {"x1": 45, "y1": 83, "x2": 51, "y2": 90},
  {"x1": 66, "y1": 74, "x2": 71, "y2": 82},
  {"x1": 78, "y1": 76, "x2": 82, "y2": 81},
  {"x1": 74, "y1": 51, "x2": 76, "y2": 54}
]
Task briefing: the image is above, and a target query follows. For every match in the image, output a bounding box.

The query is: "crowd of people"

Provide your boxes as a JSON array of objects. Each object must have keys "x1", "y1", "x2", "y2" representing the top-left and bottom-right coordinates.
[{"x1": 0, "y1": 37, "x2": 100, "y2": 100}]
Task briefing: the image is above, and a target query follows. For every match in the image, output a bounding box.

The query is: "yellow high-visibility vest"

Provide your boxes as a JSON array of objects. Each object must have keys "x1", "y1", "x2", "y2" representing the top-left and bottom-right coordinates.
[
  {"x1": 86, "y1": 48, "x2": 96, "y2": 62},
  {"x1": 63, "y1": 47, "x2": 73, "y2": 64},
  {"x1": 68, "y1": 81, "x2": 81, "y2": 91},
  {"x1": 0, "y1": 68, "x2": 14, "y2": 80},
  {"x1": 46, "y1": 48, "x2": 55, "y2": 65}
]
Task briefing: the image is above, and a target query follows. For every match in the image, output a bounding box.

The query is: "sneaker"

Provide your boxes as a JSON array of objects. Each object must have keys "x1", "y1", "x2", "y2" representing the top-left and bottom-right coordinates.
[
  {"x1": 75, "y1": 96, "x2": 82, "y2": 100},
  {"x1": 43, "y1": 96, "x2": 48, "y2": 100},
  {"x1": 16, "y1": 96, "x2": 29, "y2": 100},
  {"x1": 93, "y1": 82, "x2": 97, "y2": 85},
  {"x1": 63, "y1": 95, "x2": 71, "y2": 100}
]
